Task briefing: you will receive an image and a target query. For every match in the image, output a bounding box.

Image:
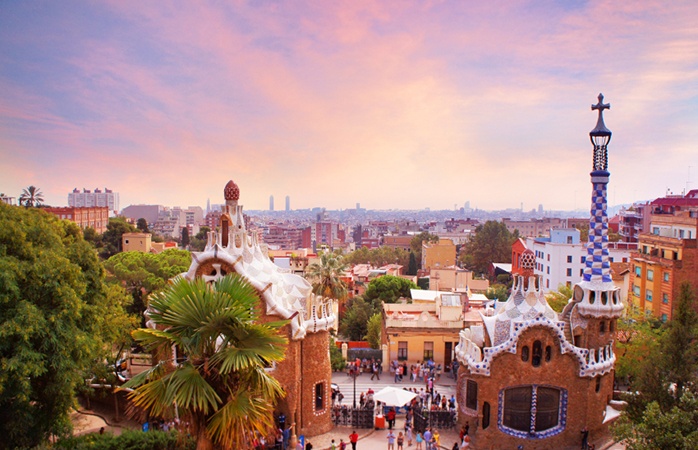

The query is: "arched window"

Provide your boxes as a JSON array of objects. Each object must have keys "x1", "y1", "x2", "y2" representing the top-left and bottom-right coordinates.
[
  {"x1": 521, "y1": 346, "x2": 529, "y2": 362},
  {"x1": 482, "y1": 401, "x2": 491, "y2": 430},
  {"x1": 609, "y1": 320, "x2": 615, "y2": 333},
  {"x1": 595, "y1": 376, "x2": 601, "y2": 393},
  {"x1": 315, "y1": 383, "x2": 325, "y2": 411},
  {"x1": 545, "y1": 345, "x2": 552, "y2": 362},
  {"x1": 532, "y1": 341, "x2": 542, "y2": 367},
  {"x1": 599, "y1": 321, "x2": 605, "y2": 333}
]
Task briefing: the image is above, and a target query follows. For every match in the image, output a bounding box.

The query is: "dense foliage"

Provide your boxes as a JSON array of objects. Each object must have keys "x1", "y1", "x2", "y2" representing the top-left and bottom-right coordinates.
[
  {"x1": 340, "y1": 296, "x2": 377, "y2": 341},
  {"x1": 613, "y1": 283, "x2": 698, "y2": 448},
  {"x1": 103, "y1": 249, "x2": 191, "y2": 320},
  {"x1": 460, "y1": 220, "x2": 519, "y2": 275},
  {"x1": 365, "y1": 312, "x2": 382, "y2": 349},
  {"x1": 343, "y1": 246, "x2": 410, "y2": 268},
  {"x1": 0, "y1": 203, "x2": 133, "y2": 449},
  {"x1": 364, "y1": 275, "x2": 417, "y2": 305},
  {"x1": 51, "y1": 430, "x2": 194, "y2": 450},
  {"x1": 123, "y1": 275, "x2": 287, "y2": 450},
  {"x1": 545, "y1": 284, "x2": 573, "y2": 313},
  {"x1": 100, "y1": 218, "x2": 137, "y2": 259}
]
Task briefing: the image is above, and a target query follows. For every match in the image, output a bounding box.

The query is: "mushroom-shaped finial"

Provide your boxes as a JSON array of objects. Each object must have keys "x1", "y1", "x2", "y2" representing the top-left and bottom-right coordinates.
[{"x1": 224, "y1": 180, "x2": 240, "y2": 201}]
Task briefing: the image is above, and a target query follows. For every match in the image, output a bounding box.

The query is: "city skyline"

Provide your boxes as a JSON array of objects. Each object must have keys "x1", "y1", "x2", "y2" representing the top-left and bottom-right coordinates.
[{"x1": 1, "y1": 1, "x2": 697, "y2": 211}]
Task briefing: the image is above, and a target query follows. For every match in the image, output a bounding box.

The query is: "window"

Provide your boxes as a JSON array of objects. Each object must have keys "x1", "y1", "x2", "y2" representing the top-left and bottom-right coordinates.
[
  {"x1": 124, "y1": 239, "x2": 129, "y2": 245},
  {"x1": 581, "y1": 256, "x2": 585, "y2": 263},
  {"x1": 398, "y1": 342, "x2": 408, "y2": 361},
  {"x1": 466, "y1": 380, "x2": 478, "y2": 410},
  {"x1": 482, "y1": 402, "x2": 491, "y2": 429},
  {"x1": 595, "y1": 376, "x2": 601, "y2": 393},
  {"x1": 664, "y1": 272, "x2": 669, "y2": 282},
  {"x1": 547, "y1": 267, "x2": 550, "y2": 274},
  {"x1": 521, "y1": 346, "x2": 530, "y2": 362},
  {"x1": 662, "y1": 314, "x2": 668, "y2": 322},
  {"x1": 567, "y1": 236, "x2": 573, "y2": 244},
  {"x1": 634, "y1": 265, "x2": 641, "y2": 277},
  {"x1": 599, "y1": 321, "x2": 605, "y2": 333},
  {"x1": 532, "y1": 341, "x2": 542, "y2": 367},
  {"x1": 315, "y1": 383, "x2": 325, "y2": 411},
  {"x1": 647, "y1": 270, "x2": 654, "y2": 281},
  {"x1": 653, "y1": 227, "x2": 659, "y2": 235},
  {"x1": 663, "y1": 293, "x2": 669, "y2": 304},
  {"x1": 423, "y1": 342, "x2": 434, "y2": 361},
  {"x1": 567, "y1": 255, "x2": 573, "y2": 263},
  {"x1": 566, "y1": 268, "x2": 572, "y2": 277},
  {"x1": 646, "y1": 290, "x2": 653, "y2": 302},
  {"x1": 609, "y1": 321, "x2": 615, "y2": 333},
  {"x1": 545, "y1": 346, "x2": 552, "y2": 362},
  {"x1": 502, "y1": 386, "x2": 563, "y2": 434},
  {"x1": 633, "y1": 285, "x2": 640, "y2": 297},
  {"x1": 580, "y1": 269, "x2": 584, "y2": 276},
  {"x1": 547, "y1": 254, "x2": 550, "y2": 261}
]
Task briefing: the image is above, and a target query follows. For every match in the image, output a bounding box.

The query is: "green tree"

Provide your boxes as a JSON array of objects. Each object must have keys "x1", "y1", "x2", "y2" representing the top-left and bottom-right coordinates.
[
  {"x1": 615, "y1": 303, "x2": 664, "y2": 382},
  {"x1": 123, "y1": 275, "x2": 287, "y2": 450},
  {"x1": 19, "y1": 185, "x2": 44, "y2": 207},
  {"x1": 365, "y1": 312, "x2": 382, "y2": 349},
  {"x1": 613, "y1": 392, "x2": 698, "y2": 450},
  {"x1": 622, "y1": 283, "x2": 698, "y2": 423},
  {"x1": 182, "y1": 227, "x2": 190, "y2": 248},
  {"x1": 103, "y1": 249, "x2": 191, "y2": 320},
  {"x1": 340, "y1": 296, "x2": 375, "y2": 341},
  {"x1": 545, "y1": 284, "x2": 573, "y2": 313},
  {"x1": 0, "y1": 203, "x2": 133, "y2": 449},
  {"x1": 100, "y1": 217, "x2": 137, "y2": 258},
  {"x1": 485, "y1": 284, "x2": 509, "y2": 302},
  {"x1": 461, "y1": 221, "x2": 519, "y2": 275},
  {"x1": 306, "y1": 252, "x2": 349, "y2": 302},
  {"x1": 83, "y1": 226, "x2": 103, "y2": 249},
  {"x1": 407, "y1": 251, "x2": 418, "y2": 276},
  {"x1": 364, "y1": 275, "x2": 417, "y2": 306},
  {"x1": 136, "y1": 218, "x2": 149, "y2": 232},
  {"x1": 343, "y1": 246, "x2": 410, "y2": 268},
  {"x1": 330, "y1": 337, "x2": 346, "y2": 371}
]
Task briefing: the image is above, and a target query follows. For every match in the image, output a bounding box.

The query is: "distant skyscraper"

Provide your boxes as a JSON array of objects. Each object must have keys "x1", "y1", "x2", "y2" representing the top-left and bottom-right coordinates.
[
  {"x1": 270, "y1": 195, "x2": 274, "y2": 211},
  {"x1": 286, "y1": 195, "x2": 290, "y2": 211},
  {"x1": 206, "y1": 198, "x2": 210, "y2": 214},
  {"x1": 464, "y1": 201, "x2": 470, "y2": 210},
  {"x1": 538, "y1": 204, "x2": 544, "y2": 214}
]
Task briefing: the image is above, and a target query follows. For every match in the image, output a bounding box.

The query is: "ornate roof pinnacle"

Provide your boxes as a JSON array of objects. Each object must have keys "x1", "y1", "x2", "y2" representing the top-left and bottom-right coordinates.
[
  {"x1": 590, "y1": 93, "x2": 611, "y2": 137},
  {"x1": 224, "y1": 180, "x2": 240, "y2": 201}
]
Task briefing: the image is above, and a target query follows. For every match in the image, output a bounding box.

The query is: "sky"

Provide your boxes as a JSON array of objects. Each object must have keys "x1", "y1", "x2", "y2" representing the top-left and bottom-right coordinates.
[{"x1": 1, "y1": 0, "x2": 697, "y2": 212}]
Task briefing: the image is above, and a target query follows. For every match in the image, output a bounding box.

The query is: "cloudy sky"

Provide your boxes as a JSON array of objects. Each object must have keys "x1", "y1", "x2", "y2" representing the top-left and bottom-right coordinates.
[{"x1": 1, "y1": 1, "x2": 696, "y2": 212}]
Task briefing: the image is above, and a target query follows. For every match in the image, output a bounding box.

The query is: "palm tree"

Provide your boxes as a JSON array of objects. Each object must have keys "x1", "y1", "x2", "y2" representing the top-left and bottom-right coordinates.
[
  {"x1": 306, "y1": 252, "x2": 349, "y2": 301},
  {"x1": 19, "y1": 185, "x2": 44, "y2": 207},
  {"x1": 122, "y1": 275, "x2": 287, "y2": 450}
]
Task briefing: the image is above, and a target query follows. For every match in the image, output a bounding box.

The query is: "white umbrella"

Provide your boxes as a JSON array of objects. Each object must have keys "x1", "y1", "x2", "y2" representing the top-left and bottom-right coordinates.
[{"x1": 373, "y1": 386, "x2": 418, "y2": 406}]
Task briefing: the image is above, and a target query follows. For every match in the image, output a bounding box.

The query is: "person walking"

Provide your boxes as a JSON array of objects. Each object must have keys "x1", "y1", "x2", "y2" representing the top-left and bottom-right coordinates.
[
  {"x1": 397, "y1": 432, "x2": 404, "y2": 450},
  {"x1": 387, "y1": 407, "x2": 397, "y2": 430},
  {"x1": 387, "y1": 430, "x2": 396, "y2": 450},
  {"x1": 339, "y1": 439, "x2": 347, "y2": 450},
  {"x1": 405, "y1": 423, "x2": 413, "y2": 447},
  {"x1": 349, "y1": 431, "x2": 359, "y2": 450},
  {"x1": 423, "y1": 429, "x2": 432, "y2": 450},
  {"x1": 581, "y1": 426, "x2": 589, "y2": 450},
  {"x1": 372, "y1": 362, "x2": 380, "y2": 380}
]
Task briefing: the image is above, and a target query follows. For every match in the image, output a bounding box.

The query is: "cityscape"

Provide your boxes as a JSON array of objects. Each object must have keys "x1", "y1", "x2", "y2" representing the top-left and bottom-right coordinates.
[{"x1": 2, "y1": 2, "x2": 698, "y2": 450}]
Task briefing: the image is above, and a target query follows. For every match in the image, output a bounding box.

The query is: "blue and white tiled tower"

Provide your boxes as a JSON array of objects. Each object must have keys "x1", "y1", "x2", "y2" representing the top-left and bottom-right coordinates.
[{"x1": 574, "y1": 94, "x2": 624, "y2": 319}]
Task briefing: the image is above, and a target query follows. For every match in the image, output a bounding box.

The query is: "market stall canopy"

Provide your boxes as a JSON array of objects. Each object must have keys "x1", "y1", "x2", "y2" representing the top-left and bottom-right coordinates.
[{"x1": 373, "y1": 386, "x2": 417, "y2": 406}]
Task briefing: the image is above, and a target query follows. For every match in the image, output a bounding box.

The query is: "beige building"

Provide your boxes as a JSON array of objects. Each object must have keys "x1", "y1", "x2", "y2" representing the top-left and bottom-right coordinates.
[
  {"x1": 421, "y1": 238, "x2": 456, "y2": 270},
  {"x1": 382, "y1": 293, "x2": 483, "y2": 374},
  {"x1": 503, "y1": 217, "x2": 563, "y2": 238},
  {"x1": 122, "y1": 233, "x2": 152, "y2": 253}
]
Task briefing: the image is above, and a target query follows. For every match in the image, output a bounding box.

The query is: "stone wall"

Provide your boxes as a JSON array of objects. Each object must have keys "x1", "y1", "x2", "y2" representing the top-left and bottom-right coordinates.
[
  {"x1": 300, "y1": 330, "x2": 333, "y2": 436},
  {"x1": 458, "y1": 326, "x2": 612, "y2": 450}
]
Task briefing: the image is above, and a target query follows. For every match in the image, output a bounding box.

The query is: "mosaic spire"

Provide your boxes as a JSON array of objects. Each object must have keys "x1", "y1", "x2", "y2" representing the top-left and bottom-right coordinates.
[{"x1": 582, "y1": 94, "x2": 612, "y2": 284}]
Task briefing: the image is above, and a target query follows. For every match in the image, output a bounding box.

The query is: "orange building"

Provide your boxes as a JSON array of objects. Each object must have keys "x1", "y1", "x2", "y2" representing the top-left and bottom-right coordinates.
[
  {"x1": 421, "y1": 238, "x2": 456, "y2": 270},
  {"x1": 629, "y1": 209, "x2": 698, "y2": 321},
  {"x1": 43, "y1": 206, "x2": 109, "y2": 234}
]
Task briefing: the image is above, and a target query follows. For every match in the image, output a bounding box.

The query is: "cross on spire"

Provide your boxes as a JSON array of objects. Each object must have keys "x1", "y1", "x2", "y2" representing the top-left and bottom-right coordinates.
[{"x1": 591, "y1": 93, "x2": 610, "y2": 121}]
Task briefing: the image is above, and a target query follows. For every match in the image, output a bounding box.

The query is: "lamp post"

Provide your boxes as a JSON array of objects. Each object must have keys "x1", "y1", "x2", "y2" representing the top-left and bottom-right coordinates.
[{"x1": 353, "y1": 368, "x2": 357, "y2": 409}]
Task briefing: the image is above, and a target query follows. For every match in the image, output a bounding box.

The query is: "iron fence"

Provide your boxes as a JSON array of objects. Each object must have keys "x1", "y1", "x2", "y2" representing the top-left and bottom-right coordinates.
[{"x1": 331, "y1": 406, "x2": 375, "y2": 428}]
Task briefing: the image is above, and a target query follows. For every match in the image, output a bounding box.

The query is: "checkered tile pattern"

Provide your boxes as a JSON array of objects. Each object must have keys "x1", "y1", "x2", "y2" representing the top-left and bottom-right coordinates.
[{"x1": 583, "y1": 181, "x2": 612, "y2": 283}]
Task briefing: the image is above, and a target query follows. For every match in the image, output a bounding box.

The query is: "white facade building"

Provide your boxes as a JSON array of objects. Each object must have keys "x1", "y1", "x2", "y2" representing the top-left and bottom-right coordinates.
[
  {"x1": 68, "y1": 188, "x2": 119, "y2": 213},
  {"x1": 526, "y1": 229, "x2": 634, "y2": 292}
]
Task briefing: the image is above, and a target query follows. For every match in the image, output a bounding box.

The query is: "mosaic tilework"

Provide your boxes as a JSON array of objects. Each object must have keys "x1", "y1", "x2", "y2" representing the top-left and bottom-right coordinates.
[{"x1": 583, "y1": 177, "x2": 612, "y2": 284}]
